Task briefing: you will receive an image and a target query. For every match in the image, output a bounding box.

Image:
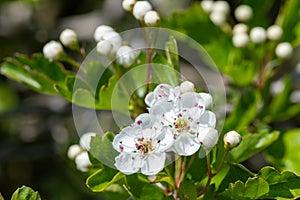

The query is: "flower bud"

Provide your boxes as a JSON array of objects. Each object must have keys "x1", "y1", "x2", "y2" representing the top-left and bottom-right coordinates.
[
  {"x1": 232, "y1": 32, "x2": 249, "y2": 48},
  {"x1": 116, "y1": 45, "x2": 137, "y2": 66},
  {"x1": 232, "y1": 23, "x2": 248, "y2": 34},
  {"x1": 180, "y1": 81, "x2": 195, "y2": 93},
  {"x1": 234, "y1": 5, "x2": 253, "y2": 22},
  {"x1": 75, "y1": 151, "x2": 91, "y2": 172},
  {"x1": 224, "y1": 130, "x2": 242, "y2": 148},
  {"x1": 79, "y1": 132, "x2": 97, "y2": 151},
  {"x1": 67, "y1": 144, "x2": 82, "y2": 160},
  {"x1": 198, "y1": 127, "x2": 219, "y2": 150},
  {"x1": 275, "y1": 42, "x2": 293, "y2": 59},
  {"x1": 267, "y1": 25, "x2": 283, "y2": 41},
  {"x1": 59, "y1": 28, "x2": 77, "y2": 47},
  {"x1": 212, "y1": 1, "x2": 230, "y2": 15},
  {"x1": 210, "y1": 11, "x2": 226, "y2": 26},
  {"x1": 250, "y1": 27, "x2": 266, "y2": 43},
  {"x1": 144, "y1": 11, "x2": 160, "y2": 25},
  {"x1": 122, "y1": 0, "x2": 136, "y2": 11},
  {"x1": 133, "y1": 1, "x2": 152, "y2": 20},
  {"x1": 42, "y1": 40, "x2": 63, "y2": 61},
  {"x1": 102, "y1": 31, "x2": 123, "y2": 54},
  {"x1": 94, "y1": 25, "x2": 114, "y2": 42},
  {"x1": 201, "y1": 0, "x2": 214, "y2": 13},
  {"x1": 97, "y1": 40, "x2": 113, "y2": 56}
]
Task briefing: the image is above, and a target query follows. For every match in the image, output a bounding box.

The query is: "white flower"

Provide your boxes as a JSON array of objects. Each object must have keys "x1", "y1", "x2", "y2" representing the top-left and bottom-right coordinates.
[
  {"x1": 75, "y1": 151, "x2": 92, "y2": 172},
  {"x1": 42, "y1": 40, "x2": 63, "y2": 61},
  {"x1": 212, "y1": 1, "x2": 230, "y2": 15},
  {"x1": 97, "y1": 40, "x2": 113, "y2": 56},
  {"x1": 144, "y1": 84, "x2": 180, "y2": 107},
  {"x1": 232, "y1": 23, "x2": 248, "y2": 34},
  {"x1": 67, "y1": 144, "x2": 82, "y2": 160},
  {"x1": 201, "y1": 0, "x2": 214, "y2": 13},
  {"x1": 144, "y1": 11, "x2": 160, "y2": 25},
  {"x1": 275, "y1": 42, "x2": 293, "y2": 59},
  {"x1": 132, "y1": 1, "x2": 152, "y2": 20},
  {"x1": 79, "y1": 132, "x2": 97, "y2": 151},
  {"x1": 250, "y1": 27, "x2": 267, "y2": 43},
  {"x1": 180, "y1": 81, "x2": 195, "y2": 93},
  {"x1": 267, "y1": 25, "x2": 283, "y2": 41},
  {"x1": 122, "y1": 0, "x2": 136, "y2": 11},
  {"x1": 150, "y1": 92, "x2": 217, "y2": 156},
  {"x1": 210, "y1": 11, "x2": 227, "y2": 26},
  {"x1": 232, "y1": 32, "x2": 249, "y2": 48},
  {"x1": 224, "y1": 130, "x2": 242, "y2": 148},
  {"x1": 113, "y1": 114, "x2": 174, "y2": 175},
  {"x1": 59, "y1": 28, "x2": 77, "y2": 47},
  {"x1": 234, "y1": 5, "x2": 253, "y2": 22},
  {"x1": 116, "y1": 45, "x2": 137, "y2": 66},
  {"x1": 94, "y1": 25, "x2": 114, "y2": 42},
  {"x1": 102, "y1": 31, "x2": 123, "y2": 54}
]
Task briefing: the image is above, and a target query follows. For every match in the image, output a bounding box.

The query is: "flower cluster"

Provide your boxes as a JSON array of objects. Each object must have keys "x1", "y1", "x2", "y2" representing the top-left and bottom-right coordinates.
[
  {"x1": 112, "y1": 81, "x2": 219, "y2": 175},
  {"x1": 67, "y1": 132, "x2": 96, "y2": 172}
]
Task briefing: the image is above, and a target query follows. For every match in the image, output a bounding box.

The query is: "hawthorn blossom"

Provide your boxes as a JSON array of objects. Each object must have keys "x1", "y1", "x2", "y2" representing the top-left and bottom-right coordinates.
[
  {"x1": 149, "y1": 92, "x2": 218, "y2": 156},
  {"x1": 112, "y1": 113, "x2": 174, "y2": 175},
  {"x1": 144, "y1": 84, "x2": 180, "y2": 107}
]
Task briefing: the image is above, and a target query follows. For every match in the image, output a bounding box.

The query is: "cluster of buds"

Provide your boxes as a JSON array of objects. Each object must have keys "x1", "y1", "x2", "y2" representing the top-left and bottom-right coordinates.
[
  {"x1": 42, "y1": 29, "x2": 78, "y2": 61},
  {"x1": 94, "y1": 25, "x2": 137, "y2": 66},
  {"x1": 201, "y1": 0, "x2": 231, "y2": 26},
  {"x1": 67, "y1": 132, "x2": 96, "y2": 172},
  {"x1": 122, "y1": 0, "x2": 160, "y2": 26}
]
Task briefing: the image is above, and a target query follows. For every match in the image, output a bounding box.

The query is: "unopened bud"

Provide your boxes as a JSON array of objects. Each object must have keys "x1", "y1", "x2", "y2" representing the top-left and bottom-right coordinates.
[
  {"x1": 250, "y1": 27, "x2": 266, "y2": 43},
  {"x1": 59, "y1": 28, "x2": 77, "y2": 47},
  {"x1": 79, "y1": 132, "x2": 97, "y2": 151},
  {"x1": 144, "y1": 11, "x2": 160, "y2": 25},
  {"x1": 116, "y1": 45, "x2": 137, "y2": 66},
  {"x1": 132, "y1": 1, "x2": 152, "y2": 20},
  {"x1": 94, "y1": 25, "x2": 114, "y2": 42},
  {"x1": 75, "y1": 151, "x2": 91, "y2": 172},
  {"x1": 232, "y1": 32, "x2": 249, "y2": 48},
  {"x1": 267, "y1": 25, "x2": 283, "y2": 41},
  {"x1": 122, "y1": 0, "x2": 136, "y2": 11},
  {"x1": 234, "y1": 5, "x2": 253, "y2": 22},
  {"x1": 97, "y1": 40, "x2": 113, "y2": 56},
  {"x1": 43, "y1": 40, "x2": 63, "y2": 61},
  {"x1": 224, "y1": 130, "x2": 242, "y2": 148},
  {"x1": 275, "y1": 42, "x2": 293, "y2": 59},
  {"x1": 67, "y1": 144, "x2": 82, "y2": 160},
  {"x1": 180, "y1": 81, "x2": 195, "y2": 93}
]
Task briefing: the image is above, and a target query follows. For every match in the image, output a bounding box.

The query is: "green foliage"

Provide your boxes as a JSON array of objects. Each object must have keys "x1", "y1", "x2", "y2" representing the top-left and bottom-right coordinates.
[
  {"x1": 178, "y1": 180, "x2": 197, "y2": 200},
  {"x1": 10, "y1": 186, "x2": 41, "y2": 200}
]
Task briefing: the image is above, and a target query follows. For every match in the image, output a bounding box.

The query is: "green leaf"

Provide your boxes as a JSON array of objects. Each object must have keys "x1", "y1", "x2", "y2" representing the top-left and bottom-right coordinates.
[
  {"x1": 0, "y1": 193, "x2": 4, "y2": 200},
  {"x1": 228, "y1": 130, "x2": 279, "y2": 162},
  {"x1": 0, "y1": 82, "x2": 19, "y2": 114},
  {"x1": 86, "y1": 167, "x2": 124, "y2": 192},
  {"x1": 258, "y1": 167, "x2": 300, "y2": 198},
  {"x1": 72, "y1": 88, "x2": 95, "y2": 108},
  {"x1": 89, "y1": 132, "x2": 119, "y2": 167},
  {"x1": 11, "y1": 186, "x2": 41, "y2": 200},
  {"x1": 140, "y1": 184, "x2": 164, "y2": 200},
  {"x1": 221, "y1": 177, "x2": 269, "y2": 200},
  {"x1": 178, "y1": 180, "x2": 197, "y2": 200},
  {"x1": 165, "y1": 36, "x2": 180, "y2": 72}
]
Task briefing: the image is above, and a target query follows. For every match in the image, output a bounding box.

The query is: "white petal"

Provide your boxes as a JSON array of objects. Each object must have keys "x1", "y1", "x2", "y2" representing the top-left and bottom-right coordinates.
[
  {"x1": 115, "y1": 153, "x2": 142, "y2": 175},
  {"x1": 199, "y1": 111, "x2": 216, "y2": 128},
  {"x1": 141, "y1": 153, "x2": 166, "y2": 175},
  {"x1": 113, "y1": 127, "x2": 138, "y2": 152},
  {"x1": 179, "y1": 92, "x2": 204, "y2": 109},
  {"x1": 79, "y1": 132, "x2": 97, "y2": 150},
  {"x1": 197, "y1": 128, "x2": 219, "y2": 150},
  {"x1": 173, "y1": 134, "x2": 200, "y2": 156},
  {"x1": 155, "y1": 126, "x2": 175, "y2": 152},
  {"x1": 145, "y1": 92, "x2": 154, "y2": 107},
  {"x1": 198, "y1": 93, "x2": 213, "y2": 109},
  {"x1": 134, "y1": 113, "x2": 153, "y2": 128},
  {"x1": 149, "y1": 99, "x2": 175, "y2": 121}
]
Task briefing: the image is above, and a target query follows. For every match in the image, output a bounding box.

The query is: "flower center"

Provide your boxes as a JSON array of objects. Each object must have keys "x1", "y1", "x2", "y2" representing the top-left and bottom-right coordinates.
[
  {"x1": 135, "y1": 137, "x2": 154, "y2": 157},
  {"x1": 174, "y1": 117, "x2": 190, "y2": 134}
]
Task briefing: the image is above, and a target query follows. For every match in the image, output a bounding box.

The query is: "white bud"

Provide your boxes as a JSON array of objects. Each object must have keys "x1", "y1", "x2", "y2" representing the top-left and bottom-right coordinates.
[
  {"x1": 270, "y1": 79, "x2": 284, "y2": 95},
  {"x1": 79, "y1": 132, "x2": 97, "y2": 151},
  {"x1": 75, "y1": 151, "x2": 91, "y2": 172},
  {"x1": 198, "y1": 93, "x2": 213, "y2": 109},
  {"x1": 290, "y1": 90, "x2": 300, "y2": 103},
  {"x1": 232, "y1": 32, "x2": 249, "y2": 48},
  {"x1": 144, "y1": 11, "x2": 160, "y2": 25},
  {"x1": 210, "y1": 11, "x2": 227, "y2": 26},
  {"x1": 234, "y1": 5, "x2": 253, "y2": 22},
  {"x1": 180, "y1": 81, "x2": 195, "y2": 93},
  {"x1": 198, "y1": 127, "x2": 219, "y2": 150},
  {"x1": 132, "y1": 1, "x2": 152, "y2": 20},
  {"x1": 116, "y1": 45, "x2": 137, "y2": 66},
  {"x1": 232, "y1": 23, "x2": 248, "y2": 34},
  {"x1": 59, "y1": 29, "x2": 77, "y2": 47},
  {"x1": 102, "y1": 31, "x2": 123, "y2": 54},
  {"x1": 250, "y1": 27, "x2": 267, "y2": 43},
  {"x1": 224, "y1": 131, "x2": 242, "y2": 148},
  {"x1": 42, "y1": 40, "x2": 63, "y2": 61},
  {"x1": 67, "y1": 144, "x2": 82, "y2": 160},
  {"x1": 212, "y1": 1, "x2": 230, "y2": 15},
  {"x1": 275, "y1": 42, "x2": 293, "y2": 59},
  {"x1": 94, "y1": 25, "x2": 114, "y2": 42},
  {"x1": 267, "y1": 25, "x2": 283, "y2": 41},
  {"x1": 97, "y1": 40, "x2": 113, "y2": 56},
  {"x1": 201, "y1": 0, "x2": 214, "y2": 13},
  {"x1": 122, "y1": 0, "x2": 136, "y2": 11}
]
